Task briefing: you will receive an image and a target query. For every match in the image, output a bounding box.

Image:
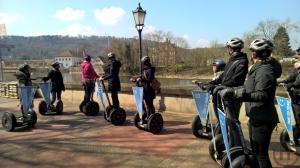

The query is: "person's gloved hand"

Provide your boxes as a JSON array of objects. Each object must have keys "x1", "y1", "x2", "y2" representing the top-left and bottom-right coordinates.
[
  {"x1": 213, "y1": 85, "x2": 227, "y2": 95},
  {"x1": 219, "y1": 88, "x2": 235, "y2": 100},
  {"x1": 235, "y1": 87, "x2": 246, "y2": 100}
]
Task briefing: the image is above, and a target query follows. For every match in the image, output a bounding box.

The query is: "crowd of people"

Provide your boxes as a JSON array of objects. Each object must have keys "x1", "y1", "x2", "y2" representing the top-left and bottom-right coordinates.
[{"x1": 13, "y1": 38, "x2": 300, "y2": 168}]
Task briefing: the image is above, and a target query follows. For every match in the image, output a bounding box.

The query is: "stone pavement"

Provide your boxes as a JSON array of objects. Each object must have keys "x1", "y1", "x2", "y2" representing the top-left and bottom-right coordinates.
[{"x1": 0, "y1": 98, "x2": 299, "y2": 168}]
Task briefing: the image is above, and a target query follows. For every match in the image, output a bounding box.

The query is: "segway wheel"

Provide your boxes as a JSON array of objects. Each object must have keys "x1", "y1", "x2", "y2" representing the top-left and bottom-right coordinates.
[
  {"x1": 85, "y1": 101, "x2": 99, "y2": 116},
  {"x1": 280, "y1": 129, "x2": 290, "y2": 151},
  {"x1": 104, "y1": 106, "x2": 113, "y2": 121},
  {"x1": 209, "y1": 134, "x2": 225, "y2": 161},
  {"x1": 38, "y1": 100, "x2": 48, "y2": 115},
  {"x1": 221, "y1": 147, "x2": 244, "y2": 168},
  {"x1": 27, "y1": 110, "x2": 37, "y2": 128},
  {"x1": 110, "y1": 108, "x2": 126, "y2": 126},
  {"x1": 148, "y1": 113, "x2": 164, "y2": 134},
  {"x1": 55, "y1": 101, "x2": 64, "y2": 115},
  {"x1": 2, "y1": 112, "x2": 17, "y2": 132},
  {"x1": 231, "y1": 155, "x2": 256, "y2": 168},
  {"x1": 191, "y1": 115, "x2": 204, "y2": 138},
  {"x1": 79, "y1": 101, "x2": 85, "y2": 113}
]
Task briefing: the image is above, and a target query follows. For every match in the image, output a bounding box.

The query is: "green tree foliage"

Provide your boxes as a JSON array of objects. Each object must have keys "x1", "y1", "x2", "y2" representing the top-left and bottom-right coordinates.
[{"x1": 273, "y1": 26, "x2": 293, "y2": 58}]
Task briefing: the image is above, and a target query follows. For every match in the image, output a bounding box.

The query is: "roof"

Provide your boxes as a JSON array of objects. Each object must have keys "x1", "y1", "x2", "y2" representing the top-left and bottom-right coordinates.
[{"x1": 56, "y1": 50, "x2": 84, "y2": 58}]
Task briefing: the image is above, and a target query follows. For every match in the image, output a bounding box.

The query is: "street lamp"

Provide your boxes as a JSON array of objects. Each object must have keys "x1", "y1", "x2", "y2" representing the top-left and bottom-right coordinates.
[{"x1": 132, "y1": 3, "x2": 146, "y2": 74}]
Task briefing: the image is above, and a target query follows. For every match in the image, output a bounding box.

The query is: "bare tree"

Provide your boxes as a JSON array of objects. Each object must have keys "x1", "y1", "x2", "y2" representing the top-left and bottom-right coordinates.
[{"x1": 255, "y1": 19, "x2": 280, "y2": 40}]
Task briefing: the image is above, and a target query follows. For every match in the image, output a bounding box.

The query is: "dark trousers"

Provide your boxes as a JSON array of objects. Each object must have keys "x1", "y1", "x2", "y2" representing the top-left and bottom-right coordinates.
[
  {"x1": 249, "y1": 120, "x2": 276, "y2": 168},
  {"x1": 84, "y1": 84, "x2": 94, "y2": 104},
  {"x1": 212, "y1": 91, "x2": 223, "y2": 121},
  {"x1": 223, "y1": 100, "x2": 242, "y2": 147},
  {"x1": 51, "y1": 90, "x2": 62, "y2": 105},
  {"x1": 144, "y1": 96, "x2": 155, "y2": 117},
  {"x1": 292, "y1": 103, "x2": 300, "y2": 126},
  {"x1": 111, "y1": 90, "x2": 120, "y2": 108}
]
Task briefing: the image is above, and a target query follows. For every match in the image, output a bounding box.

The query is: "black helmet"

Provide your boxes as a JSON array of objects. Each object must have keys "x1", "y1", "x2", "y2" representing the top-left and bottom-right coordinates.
[
  {"x1": 51, "y1": 62, "x2": 60, "y2": 68},
  {"x1": 141, "y1": 56, "x2": 150, "y2": 64},
  {"x1": 213, "y1": 59, "x2": 226, "y2": 68},
  {"x1": 84, "y1": 55, "x2": 91, "y2": 62},
  {"x1": 296, "y1": 47, "x2": 300, "y2": 52},
  {"x1": 18, "y1": 64, "x2": 30, "y2": 71},
  {"x1": 226, "y1": 37, "x2": 244, "y2": 49}
]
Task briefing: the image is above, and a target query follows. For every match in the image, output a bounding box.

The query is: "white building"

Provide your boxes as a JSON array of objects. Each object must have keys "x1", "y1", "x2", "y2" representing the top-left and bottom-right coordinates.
[
  {"x1": 0, "y1": 24, "x2": 7, "y2": 37},
  {"x1": 54, "y1": 50, "x2": 83, "y2": 68}
]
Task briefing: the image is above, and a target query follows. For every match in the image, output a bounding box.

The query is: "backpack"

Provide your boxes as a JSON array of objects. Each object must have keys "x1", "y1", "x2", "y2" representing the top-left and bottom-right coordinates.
[{"x1": 151, "y1": 78, "x2": 161, "y2": 91}]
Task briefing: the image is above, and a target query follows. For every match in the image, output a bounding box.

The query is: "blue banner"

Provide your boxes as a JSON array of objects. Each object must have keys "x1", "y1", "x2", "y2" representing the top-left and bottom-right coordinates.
[
  {"x1": 192, "y1": 90, "x2": 210, "y2": 125},
  {"x1": 98, "y1": 86, "x2": 106, "y2": 109},
  {"x1": 218, "y1": 109, "x2": 232, "y2": 168},
  {"x1": 132, "y1": 87, "x2": 143, "y2": 118},
  {"x1": 20, "y1": 86, "x2": 36, "y2": 113},
  {"x1": 40, "y1": 82, "x2": 51, "y2": 106},
  {"x1": 276, "y1": 96, "x2": 294, "y2": 143}
]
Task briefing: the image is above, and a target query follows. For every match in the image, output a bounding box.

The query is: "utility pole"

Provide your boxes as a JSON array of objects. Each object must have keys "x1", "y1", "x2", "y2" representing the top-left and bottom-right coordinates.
[{"x1": 0, "y1": 44, "x2": 14, "y2": 81}]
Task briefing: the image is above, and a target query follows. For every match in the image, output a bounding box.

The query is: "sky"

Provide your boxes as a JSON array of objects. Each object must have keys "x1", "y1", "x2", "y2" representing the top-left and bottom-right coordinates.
[{"x1": 0, "y1": 0, "x2": 299, "y2": 48}]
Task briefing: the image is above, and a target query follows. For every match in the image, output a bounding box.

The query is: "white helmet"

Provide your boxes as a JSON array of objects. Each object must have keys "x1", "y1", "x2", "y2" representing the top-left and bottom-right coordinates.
[
  {"x1": 249, "y1": 39, "x2": 273, "y2": 52},
  {"x1": 107, "y1": 52, "x2": 116, "y2": 58},
  {"x1": 226, "y1": 37, "x2": 244, "y2": 49}
]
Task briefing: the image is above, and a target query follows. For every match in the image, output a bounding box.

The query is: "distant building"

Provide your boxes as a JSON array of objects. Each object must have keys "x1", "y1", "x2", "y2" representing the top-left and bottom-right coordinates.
[
  {"x1": 54, "y1": 50, "x2": 84, "y2": 68},
  {"x1": 152, "y1": 39, "x2": 177, "y2": 66},
  {"x1": 0, "y1": 24, "x2": 7, "y2": 37}
]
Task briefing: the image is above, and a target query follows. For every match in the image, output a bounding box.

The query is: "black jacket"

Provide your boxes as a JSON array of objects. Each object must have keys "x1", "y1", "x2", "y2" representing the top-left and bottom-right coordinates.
[
  {"x1": 210, "y1": 52, "x2": 248, "y2": 87},
  {"x1": 103, "y1": 59, "x2": 121, "y2": 92},
  {"x1": 15, "y1": 70, "x2": 32, "y2": 86},
  {"x1": 43, "y1": 69, "x2": 65, "y2": 92},
  {"x1": 242, "y1": 58, "x2": 282, "y2": 124},
  {"x1": 280, "y1": 69, "x2": 300, "y2": 102},
  {"x1": 141, "y1": 65, "x2": 156, "y2": 99}
]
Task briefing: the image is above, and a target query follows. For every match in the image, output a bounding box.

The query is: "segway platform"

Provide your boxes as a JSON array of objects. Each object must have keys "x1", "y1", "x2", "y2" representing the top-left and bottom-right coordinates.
[{"x1": 38, "y1": 82, "x2": 63, "y2": 115}]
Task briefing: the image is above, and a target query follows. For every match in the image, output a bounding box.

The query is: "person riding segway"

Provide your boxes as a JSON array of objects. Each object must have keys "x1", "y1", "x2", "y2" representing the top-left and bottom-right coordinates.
[
  {"x1": 131, "y1": 56, "x2": 163, "y2": 134},
  {"x1": 39, "y1": 62, "x2": 64, "y2": 115},
  {"x1": 79, "y1": 55, "x2": 100, "y2": 116},
  {"x1": 208, "y1": 37, "x2": 249, "y2": 162},
  {"x1": 191, "y1": 59, "x2": 225, "y2": 139},
  {"x1": 220, "y1": 39, "x2": 282, "y2": 168},
  {"x1": 2, "y1": 64, "x2": 37, "y2": 131},
  {"x1": 277, "y1": 48, "x2": 300, "y2": 155},
  {"x1": 99, "y1": 52, "x2": 126, "y2": 125}
]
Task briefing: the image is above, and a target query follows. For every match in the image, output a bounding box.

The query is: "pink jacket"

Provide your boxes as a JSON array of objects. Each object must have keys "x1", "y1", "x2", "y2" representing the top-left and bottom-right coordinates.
[{"x1": 81, "y1": 60, "x2": 99, "y2": 81}]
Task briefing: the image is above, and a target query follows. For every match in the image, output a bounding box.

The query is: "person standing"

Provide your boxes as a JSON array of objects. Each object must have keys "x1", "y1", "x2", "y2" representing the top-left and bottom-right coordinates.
[
  {"x1": 223, "y1": 39, "x2": 282, "y2": 168},
  {"x1": 100, "y1": 52, "x2": 122, "y2": 109},
  {"x1": 137, "y1": 56, "x2": 156, "y2": 118},
  {"x1": 81, "y1": 55, "x2": 99, "y2": 104},
  {"x1": 42, "y1": 62, "x2": 65, "y2": 109}
]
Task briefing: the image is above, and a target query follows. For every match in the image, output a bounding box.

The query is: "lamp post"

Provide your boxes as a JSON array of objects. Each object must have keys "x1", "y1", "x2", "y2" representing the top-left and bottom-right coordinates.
[{"x1": 132, "y1": 3, "x2": 146, "y2": 74}]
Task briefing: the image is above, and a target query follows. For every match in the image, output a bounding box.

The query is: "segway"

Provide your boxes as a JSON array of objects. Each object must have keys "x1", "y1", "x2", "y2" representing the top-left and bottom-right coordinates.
[
  {"x1": 79, "y1": 80, "x2": 99, "y2": 116},
  {"x1": 276, "y1": 84, "x2": 300, "y2": 155},
  {"x1": 218, "y1": 109, "x2": 259, "y2": 168},
  {"x1": 38, "y1": 82, "x2": 63, "y2": 115},
  {"x1": 191, "y1": 82, "x2": 216, "y2": 139},
  {"x1": 131, "y1": 78, "x2": 164, "y2": 134},
  {"x1": 98, "y1": 80, "x2": 126, "y2": 126},
  {"x1": 208, "y1": 89, "x2": 241, "y2": 165},
  {"x1": 2, "y1": 86, "x2": 38, "y2": 132}
]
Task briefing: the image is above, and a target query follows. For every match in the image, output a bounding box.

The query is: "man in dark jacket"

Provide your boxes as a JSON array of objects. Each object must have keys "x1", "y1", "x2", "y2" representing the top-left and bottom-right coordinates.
[
  {"x1": 15, "y1": 64, "x2": 32, "y2": 86},
  {"x1": 210, "y1": 37, "x2": 249, "y2": 146},
  {"x1": 278, "y1": 47, "x2": 300, "y2": 131},
  {"x1": 43, "y1": 62, "x2": 65, "y2": 108},
  {"x1": 100, "y1": 52, "x2": 121, "y2": 108},
  {"x1": 222, "y1": 39, "x2": 282, "y2": 168},
  {"x1": 210, "y1": 38, "x2": 248, "y2": 115}
]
